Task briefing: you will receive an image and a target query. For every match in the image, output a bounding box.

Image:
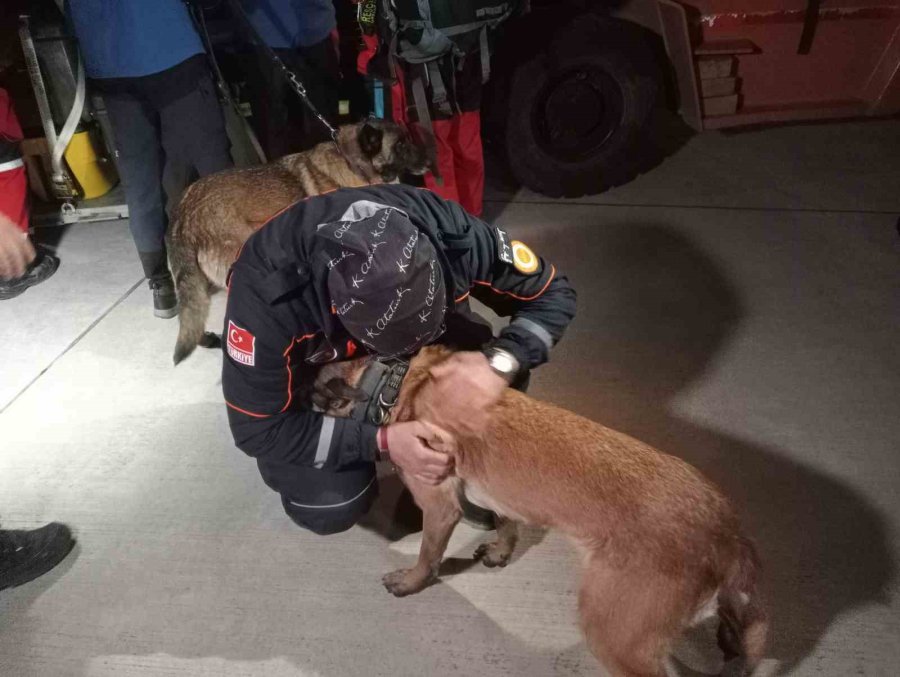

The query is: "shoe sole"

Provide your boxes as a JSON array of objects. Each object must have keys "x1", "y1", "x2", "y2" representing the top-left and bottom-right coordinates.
[
  {"x1": 154, "y1": 303, "x2": 179, "y2": 319},
  {"x1": 0, "y1": 534, "x2": 76, "y2": 591},
  {"x1": 0, "y1": 256, "x2": 60, "y2": 300}
]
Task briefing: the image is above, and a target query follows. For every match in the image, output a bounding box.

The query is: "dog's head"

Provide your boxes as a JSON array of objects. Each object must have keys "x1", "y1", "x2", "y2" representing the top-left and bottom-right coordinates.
[
  {"x1": 353, "y1": 119, "x2": 432, "y2": 182},
  {"x1": 309, "y1": 345, "x2": 453, "y2": 422}
]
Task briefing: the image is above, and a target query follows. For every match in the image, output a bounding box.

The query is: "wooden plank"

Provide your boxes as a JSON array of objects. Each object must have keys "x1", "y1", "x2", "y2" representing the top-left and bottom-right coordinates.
[
  {"x1": 698, "y1": 56, "x2": 733, "y2": 80},
  {"x1": 695, "y1": 39, "x2": 758, "y2": 55},
  {"x1": 702, "y1": 94, "x2": 739, "y2": 116},
  {"x1": 701, "y1": 77, "x2": 738, "y2": 98}
]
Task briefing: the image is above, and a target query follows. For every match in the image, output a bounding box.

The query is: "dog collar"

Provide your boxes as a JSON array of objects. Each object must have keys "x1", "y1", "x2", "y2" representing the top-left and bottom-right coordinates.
[{"x1": 350, "y1": 357, "x2": 410, "y2": 425}]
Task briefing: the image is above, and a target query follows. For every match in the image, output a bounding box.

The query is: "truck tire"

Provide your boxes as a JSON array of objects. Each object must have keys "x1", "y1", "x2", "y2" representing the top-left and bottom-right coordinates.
[{"x1": 505, "y1": 19, "x2": 661, "y2": 198}]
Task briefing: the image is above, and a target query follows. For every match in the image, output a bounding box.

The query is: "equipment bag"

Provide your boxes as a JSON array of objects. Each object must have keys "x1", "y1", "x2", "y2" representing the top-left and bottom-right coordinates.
[{"x1": 390, "y1": 0, "x2": 517, "y2": 65}]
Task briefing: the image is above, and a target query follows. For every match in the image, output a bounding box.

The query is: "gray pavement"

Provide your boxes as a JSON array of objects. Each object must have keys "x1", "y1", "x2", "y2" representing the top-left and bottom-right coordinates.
[{"x1": 1, "y1": 118, "x2": 898, "y2": 676}]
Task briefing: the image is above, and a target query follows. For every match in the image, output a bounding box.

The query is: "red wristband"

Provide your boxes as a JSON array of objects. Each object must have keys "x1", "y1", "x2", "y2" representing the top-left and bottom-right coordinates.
[{"x1": 377, "y1": 426, "x2": 390, "y2": 460}]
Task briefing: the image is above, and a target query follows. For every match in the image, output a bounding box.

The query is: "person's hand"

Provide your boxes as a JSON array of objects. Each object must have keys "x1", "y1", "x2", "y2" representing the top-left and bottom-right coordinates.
[
  {"x1": 418, "y1": 351, "x2": 509, "y2": 436},
  {"x1": 384, "y1": 420, "x2": 455, "y2": 485},
  {"x1": 0, "y1": 214, "x2": 35, "y2": 280}
]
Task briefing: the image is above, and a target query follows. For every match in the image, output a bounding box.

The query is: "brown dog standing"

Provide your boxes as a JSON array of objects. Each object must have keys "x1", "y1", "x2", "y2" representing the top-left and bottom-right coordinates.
[
  {"x1": 316, "y1": 347, "x2": 769, "y2": 677},
  {"x1": 167, "y1": 119, "x2": 430, "y2": 365}
]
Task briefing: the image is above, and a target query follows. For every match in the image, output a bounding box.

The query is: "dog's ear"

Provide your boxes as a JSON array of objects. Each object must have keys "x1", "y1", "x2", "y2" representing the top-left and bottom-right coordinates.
[
  {"x1": 358, "y1": 122, "x2": 384, "y2": 157},
  {"x1": 326, "y1": 378, "x2": 368, "y2": 402}
]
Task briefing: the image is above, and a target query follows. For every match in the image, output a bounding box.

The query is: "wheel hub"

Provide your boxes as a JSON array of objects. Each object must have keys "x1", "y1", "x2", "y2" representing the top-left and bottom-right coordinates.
[{"x1": 533, "y1": 66, "x2": 624, "y2": 163}]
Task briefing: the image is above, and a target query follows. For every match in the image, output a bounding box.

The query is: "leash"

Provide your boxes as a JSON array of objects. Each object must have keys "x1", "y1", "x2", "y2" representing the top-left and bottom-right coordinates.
[
  {"x1": 186, "y1": 1, "x2": 268, "y2": 164},
  {"x1": 220, "y1": 0, "x2": 343, "y2": 147},
  {"x1": 350, "y1": 358, "x2": 410, "y2": 425}
]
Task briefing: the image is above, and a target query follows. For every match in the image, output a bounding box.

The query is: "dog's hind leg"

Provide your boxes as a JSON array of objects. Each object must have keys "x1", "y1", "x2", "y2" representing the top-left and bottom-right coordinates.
[
  {"x1": 716, "y1": 538, "x2": 768, "y2": 676},
  {"x1": 578, "y1": 557, "x2": 695, "y2": 677},
  {"x1": 382, "y1": 478, "x2": 462, "y2": 597},
  {"x1": 474, "y1": 516, "x2": 519, "y2": 568}
]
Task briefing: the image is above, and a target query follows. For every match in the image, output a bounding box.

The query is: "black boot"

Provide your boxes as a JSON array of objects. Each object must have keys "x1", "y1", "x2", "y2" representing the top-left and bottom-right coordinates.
[
  {"x1": 0, "y1": 523, "x2": 75, "y2": 591},
  {"x1": 0, "y1": 247, "x2": 60, "y2": 300},
  {"x1": 149, "y1": 277, "x2": 178, "y2": 319},
  {"x1": 138, "y1": 250, "x2": 178, "y2": 319}
]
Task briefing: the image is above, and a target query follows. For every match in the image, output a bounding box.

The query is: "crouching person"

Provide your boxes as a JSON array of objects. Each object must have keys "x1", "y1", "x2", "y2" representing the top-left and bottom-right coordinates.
[{"x1": 222, "y1": 183, "x2": 575, "y2": 534}]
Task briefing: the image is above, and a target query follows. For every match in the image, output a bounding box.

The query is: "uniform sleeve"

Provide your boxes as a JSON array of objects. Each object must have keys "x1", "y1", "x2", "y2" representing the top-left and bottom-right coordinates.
[
  {"x1": 443, "y1": 199, "x2": 577, "y2": 370},
  {"x1": 222, "y1": 269, "x2": 380, "y2": 469}
]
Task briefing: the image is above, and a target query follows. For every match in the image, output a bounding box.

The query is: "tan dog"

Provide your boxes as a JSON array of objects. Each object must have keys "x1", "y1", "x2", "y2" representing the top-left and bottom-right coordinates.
[
  {"x1": 315, "y1": 346, "x2": 768, "y2": 677},
  {"x1": 168, "y1": 119, "x2": 430, "y2": 365}
]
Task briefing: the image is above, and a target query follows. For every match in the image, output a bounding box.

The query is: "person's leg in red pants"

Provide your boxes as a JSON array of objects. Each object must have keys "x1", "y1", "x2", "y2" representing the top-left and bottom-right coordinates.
[
  {"x1": 450, "y1": 110, "x2": 485, "y2": 217},
  {"x1": 424, "y1": 56, "x2": 485, "y2": 217},
  {"x1": 424, "y1": 118, "x2": 462, "y2": 206}
]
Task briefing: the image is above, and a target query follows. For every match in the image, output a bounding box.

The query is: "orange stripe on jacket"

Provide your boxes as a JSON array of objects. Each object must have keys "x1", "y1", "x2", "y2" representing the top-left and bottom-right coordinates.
[
  {"x1": 471, "y1": 264, "x2": 557, "y2": 302},
  {"x1": 225, "y1": 401, "x2": 272, "y2": 419},
  {"x1": 279, "y1": 333, "x2": 320, "y2": 413}
]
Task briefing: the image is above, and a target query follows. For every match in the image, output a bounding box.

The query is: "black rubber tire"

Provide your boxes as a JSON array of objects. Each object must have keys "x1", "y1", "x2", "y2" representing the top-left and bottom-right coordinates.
[{"x1": 505, "y1": 18, "x2": 662, "y2": 198}]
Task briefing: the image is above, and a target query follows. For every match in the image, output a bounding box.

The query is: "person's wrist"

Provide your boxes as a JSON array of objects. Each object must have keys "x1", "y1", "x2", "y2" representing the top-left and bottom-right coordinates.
[
  {"x1": 376, "y1": 425, "x2": 391, "y2": 461},
  {"x1": 481, "y1": 346, "x2": 519, "y2": 384}
]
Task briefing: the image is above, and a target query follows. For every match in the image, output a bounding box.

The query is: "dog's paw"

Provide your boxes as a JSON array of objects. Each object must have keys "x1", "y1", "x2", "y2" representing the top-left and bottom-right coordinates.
[
  {"x1": 200, "y1": 332, "x2": 222, "y2": 349},
  {"x1": 382, "y1": 568, "x2": 429, "y2": 597},
  {"x1": 473, "y1": 542, "x2": 511, "y2": 568}
]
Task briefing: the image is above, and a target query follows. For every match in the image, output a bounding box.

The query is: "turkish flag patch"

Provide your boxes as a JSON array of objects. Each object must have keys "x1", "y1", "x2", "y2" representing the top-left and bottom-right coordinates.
[{"x1": 226, "y1": 320, "x2": 256, "y2": 366}]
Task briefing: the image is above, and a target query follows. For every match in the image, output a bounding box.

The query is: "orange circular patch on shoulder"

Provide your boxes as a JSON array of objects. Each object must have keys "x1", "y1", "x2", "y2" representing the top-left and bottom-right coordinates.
[{"x1": 511, "y1": 240, "x2": 539, "y2": 274}]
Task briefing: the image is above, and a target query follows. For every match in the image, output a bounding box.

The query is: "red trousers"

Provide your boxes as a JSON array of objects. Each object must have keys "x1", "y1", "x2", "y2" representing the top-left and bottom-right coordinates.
[
  {"x1": 424, "y1": 112, "x2": 484, "y2": 217},
  {"x1": 358, "y1": 37, "x2": 485, "y2": 217},
  {"x1": 0, "y1": 88, "x2": 29, "y2": 233}
]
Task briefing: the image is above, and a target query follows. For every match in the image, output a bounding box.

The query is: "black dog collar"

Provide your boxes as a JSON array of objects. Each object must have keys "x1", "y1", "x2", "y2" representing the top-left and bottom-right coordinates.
[{"x1": 350, "y1": 357, "x2": 410, "y2": 425}]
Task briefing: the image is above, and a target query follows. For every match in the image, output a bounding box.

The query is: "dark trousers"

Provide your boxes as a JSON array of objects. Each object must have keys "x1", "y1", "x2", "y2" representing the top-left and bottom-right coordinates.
[
  {"x1": 243, "y1": 37, "x2": 340, "y2": 160},
  {"x1": 98, "y1": 55, "x2": 233, "y2": 279},
  {"x1": 270, "y1": 305, "x2": 526, "y2": 536}
]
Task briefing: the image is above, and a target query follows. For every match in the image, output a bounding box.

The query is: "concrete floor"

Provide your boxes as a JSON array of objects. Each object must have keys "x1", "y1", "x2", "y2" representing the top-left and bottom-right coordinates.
[{"x1": 1, "y1": 118, "x2": 899, "y2": 676}]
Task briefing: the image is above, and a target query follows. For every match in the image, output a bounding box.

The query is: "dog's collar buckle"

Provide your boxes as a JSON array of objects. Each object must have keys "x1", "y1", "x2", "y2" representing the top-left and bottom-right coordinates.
[{"x1": 351, "y1": 358, "x2": 410, "y2": 426}]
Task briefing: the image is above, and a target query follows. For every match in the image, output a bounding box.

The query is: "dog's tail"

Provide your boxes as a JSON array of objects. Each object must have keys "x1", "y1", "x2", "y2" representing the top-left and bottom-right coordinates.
[
  {"x1": 169, "y1": 226, "x2": 211, "y2": 366},
  {"x1": 716, "y1": 536, "x2": 769, "y2": 674}
]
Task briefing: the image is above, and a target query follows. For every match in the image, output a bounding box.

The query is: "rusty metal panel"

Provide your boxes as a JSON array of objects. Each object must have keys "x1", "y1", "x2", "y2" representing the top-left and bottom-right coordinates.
[
  {"x1": 657, "y1": 0, "x2": 704, "y2": 130},
  {"x1": 863, "y1": 22, "x2": 900, "y2": 114},
  {"x1": 696, "y1": 3, "x2": 900, "y2": 109}
]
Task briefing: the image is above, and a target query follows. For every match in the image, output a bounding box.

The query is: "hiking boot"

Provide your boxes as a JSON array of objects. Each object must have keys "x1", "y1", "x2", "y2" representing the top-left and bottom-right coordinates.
[
  {"x1": 0, "y1": 523, "x2": 76, "y2": 591},
  {"x1": 150, "y1": 277, "x2": 178, "y2": 319},
  {"x1": 0, "y1": 249, "x2": 60, "y2": 300}
]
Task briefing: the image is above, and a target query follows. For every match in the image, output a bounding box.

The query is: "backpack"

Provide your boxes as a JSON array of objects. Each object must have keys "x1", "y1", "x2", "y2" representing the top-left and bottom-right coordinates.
[
  {"x1": 389, "y1": 0, "x2": 519, "y2": 65},
  {"x1": 359, "y1": 0, "x2": 522, "y2": 113}
]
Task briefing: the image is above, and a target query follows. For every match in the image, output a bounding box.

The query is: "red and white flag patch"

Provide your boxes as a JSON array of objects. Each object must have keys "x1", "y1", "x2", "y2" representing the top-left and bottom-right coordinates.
[{"x1": 227, "y1": 320, "x2": 256, "y2": 366}]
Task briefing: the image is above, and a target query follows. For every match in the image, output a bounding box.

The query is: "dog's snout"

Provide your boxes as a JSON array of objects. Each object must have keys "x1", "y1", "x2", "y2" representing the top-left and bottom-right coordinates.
[{"x1": 396, "y1": 138, "x2": 430, "y2": 175}]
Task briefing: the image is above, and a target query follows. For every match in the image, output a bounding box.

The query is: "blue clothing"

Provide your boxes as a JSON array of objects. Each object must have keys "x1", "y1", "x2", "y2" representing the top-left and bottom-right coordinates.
[
  {"x1": 66, "y1": 0, "x2": 204, "y2": 79},
  {"x1": 241, "y1": 0, "x2": 336, "y2": 49}
]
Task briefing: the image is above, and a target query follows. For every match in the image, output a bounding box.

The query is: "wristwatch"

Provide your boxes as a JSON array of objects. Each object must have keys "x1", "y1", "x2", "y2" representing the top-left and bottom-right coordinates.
[{"x1": 482, "y1": 346, "x2": 520, "y2": 384}]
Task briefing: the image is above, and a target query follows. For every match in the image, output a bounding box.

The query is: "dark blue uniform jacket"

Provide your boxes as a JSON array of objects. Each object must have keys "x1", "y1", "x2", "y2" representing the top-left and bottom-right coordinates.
[{"x1": 223, "y1": 184, "x2": 577, "y2": 473}]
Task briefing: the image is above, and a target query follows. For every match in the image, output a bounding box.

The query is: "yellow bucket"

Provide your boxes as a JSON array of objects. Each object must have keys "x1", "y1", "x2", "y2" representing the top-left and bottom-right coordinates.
[{"x1": 64, "y1": 130, "x2": 118, "y2": 199}]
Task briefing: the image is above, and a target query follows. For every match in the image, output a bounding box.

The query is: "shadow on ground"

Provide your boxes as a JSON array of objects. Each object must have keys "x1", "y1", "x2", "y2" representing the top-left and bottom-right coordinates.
[{"x1": 544, "y1": 222, "x2": 896, "y2": 673}]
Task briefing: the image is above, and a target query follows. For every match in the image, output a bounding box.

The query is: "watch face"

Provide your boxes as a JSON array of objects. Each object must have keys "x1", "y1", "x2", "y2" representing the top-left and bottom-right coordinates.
[{"x1": 494, "y1": 353, "x2": 515, "y2": 373}]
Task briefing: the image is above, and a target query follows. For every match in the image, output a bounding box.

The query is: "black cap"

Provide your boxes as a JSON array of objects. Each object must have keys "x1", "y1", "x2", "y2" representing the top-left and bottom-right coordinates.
[{"x1": 317, "y1": 207, "x2": 446, "y2": 357}]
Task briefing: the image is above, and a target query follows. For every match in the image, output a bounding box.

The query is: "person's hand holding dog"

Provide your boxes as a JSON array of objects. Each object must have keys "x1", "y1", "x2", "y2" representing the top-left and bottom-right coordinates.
[
  {"x1": 419, "y1": 351, "x2": 509, "y2": 437},
  {"x1": 384, "y1": 420, "x2": 456, "y2": 485}
]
